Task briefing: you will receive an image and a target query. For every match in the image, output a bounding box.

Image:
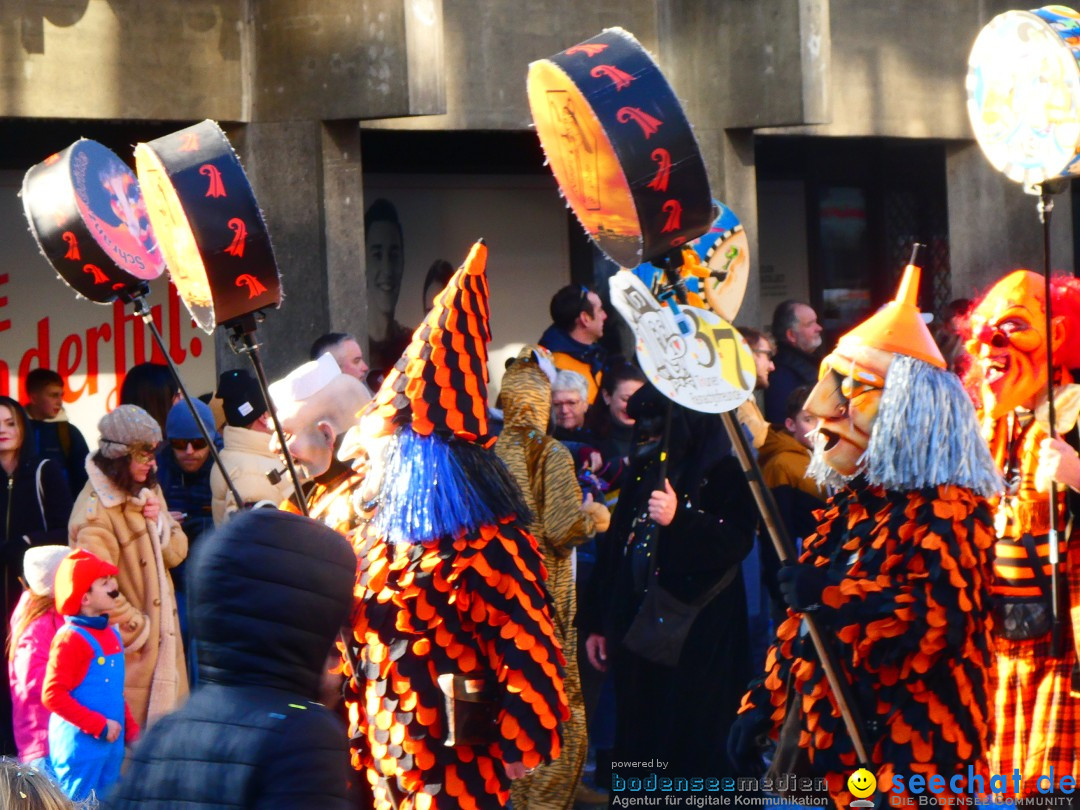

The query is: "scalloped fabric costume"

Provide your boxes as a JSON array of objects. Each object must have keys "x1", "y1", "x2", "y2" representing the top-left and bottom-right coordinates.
[
  {"x1": 344, "y1": 241, "x2": 569, "y2": 810},
  {"x1": 737, "y1": 263, "x2": 1000, "y2": 805}
]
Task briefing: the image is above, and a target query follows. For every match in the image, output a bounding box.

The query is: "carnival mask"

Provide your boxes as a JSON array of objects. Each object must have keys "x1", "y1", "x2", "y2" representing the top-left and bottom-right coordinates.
[
  {"x1": 804, "y1": 341, "x2": 894, "y2": 477},
  {"x1": 967, "y1": 270, "x2": 1064, "y2": 419}
]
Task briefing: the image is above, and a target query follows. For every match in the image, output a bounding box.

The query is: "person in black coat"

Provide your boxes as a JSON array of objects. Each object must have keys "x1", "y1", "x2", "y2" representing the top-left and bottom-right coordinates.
[
  {"x1": 582, "y1": 385, "x2": 756, "y2": 782},
  {"x1": 0, "y1": 395, "x2": 73, "y2": 756},
  {"x1": 105, "y1": 508, "x2": 356, "y2": 809}
]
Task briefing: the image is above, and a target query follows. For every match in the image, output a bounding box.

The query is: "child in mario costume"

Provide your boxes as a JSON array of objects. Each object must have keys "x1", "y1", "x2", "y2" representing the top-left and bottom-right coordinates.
[
  {"x1": 42, "y1": 548, "x2": 139, "y2": 802},
  {"x1": 338, "y1": 240, "x2": 569, "y2": 810},
  {"x1": 729, "y1": 265, "x2": 1001, "y2": 804}
]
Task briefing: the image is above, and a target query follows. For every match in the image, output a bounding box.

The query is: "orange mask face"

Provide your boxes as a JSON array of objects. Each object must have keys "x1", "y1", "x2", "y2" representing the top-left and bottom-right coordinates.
[
  {"x1": 804, "y1": 341, "x2": 894, "y2": 477},
  {"x1": 966, "y1": 270, "x2": 1062, "y2": 419}
]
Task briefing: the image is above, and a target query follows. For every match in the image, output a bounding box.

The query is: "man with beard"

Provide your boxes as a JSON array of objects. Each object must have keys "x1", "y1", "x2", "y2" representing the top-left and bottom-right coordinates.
[
  {"x1": 764, "y1": 301, "x2": 823, "y2": 423},
  {"x1": 965, "y1": 270, "x2": 1080, "y2": 799},
  {"x1": 729, "y1": 266, "x2": 1001, "y2": 804}
]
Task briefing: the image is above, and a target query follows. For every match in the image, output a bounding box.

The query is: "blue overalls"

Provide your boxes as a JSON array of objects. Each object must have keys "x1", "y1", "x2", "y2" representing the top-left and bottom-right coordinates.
[{"x1": 48, "y1": 617, "x2": 126, "y2": 803}]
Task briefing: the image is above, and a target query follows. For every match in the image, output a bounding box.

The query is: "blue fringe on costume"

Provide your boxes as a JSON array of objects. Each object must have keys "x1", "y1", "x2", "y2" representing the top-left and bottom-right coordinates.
[
  {"x1": 810, "y1": 354, "x2": 1003, "y2": 497},
  {"x1": 368, "y1": 425, "x2": 531, "y2": 546}
]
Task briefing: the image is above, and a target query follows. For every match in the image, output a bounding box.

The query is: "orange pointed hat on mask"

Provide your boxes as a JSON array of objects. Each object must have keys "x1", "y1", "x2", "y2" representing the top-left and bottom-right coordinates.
[
  {"x1": 359, "y1": 239, "x2": 493, "y2": 446},
  {"x1": 835, "y1": 260, "x2": 946, "y2": 368}
]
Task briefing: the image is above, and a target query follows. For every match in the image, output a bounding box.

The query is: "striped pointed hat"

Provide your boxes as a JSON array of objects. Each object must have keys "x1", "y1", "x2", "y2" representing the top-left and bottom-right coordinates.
[{"x1": 356, "y1": 239, "x2": 493, "y2": 447}]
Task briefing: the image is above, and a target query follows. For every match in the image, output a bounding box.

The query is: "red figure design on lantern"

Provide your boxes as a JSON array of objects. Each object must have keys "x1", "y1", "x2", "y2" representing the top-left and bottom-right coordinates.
[
  {"x1": 112, "y1": 283, "x2": 126, "y2": 290},
  {"x1": 616, "y1": 107, "x2": 663, "y2": 139},
  {"x1": 225, "y1": 218, "x2": 247, "y2": 257},
  {"x1": 180, "y1": 133, "x2": 200, "y2": 152},
  {"x1": 83, "y1": 264, "x2": 109, "y2": 284},
  {"x1": 661, "y1": 200, "x2": 682, "y2": 233},
  {"x1": 670, "y1": 236, "x2": 687, "y2": 247},
  {"x1": 62, "y1": 231, "x2": 80, "y2": 260},
  {"x1": 567, "y1": 44, "x2": 608, "y2": 57},
  {"x1": 236, "y1": 274, "x2": 268, "y2": 299},
  {"x1": 200, "y1": 165, "x2": 226, "y2": 198},
  {"x1": 648, "y1": 149, "x2": 672, "y2": 192},
  {"x1": 590, "y1": 64, "x2": 635, "y2": 90}
]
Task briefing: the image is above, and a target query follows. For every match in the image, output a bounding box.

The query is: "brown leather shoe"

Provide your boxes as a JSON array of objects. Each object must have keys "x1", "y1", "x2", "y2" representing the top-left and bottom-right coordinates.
[{"x1": 575, "y1": 783, "x2": 609, "y2": 805}]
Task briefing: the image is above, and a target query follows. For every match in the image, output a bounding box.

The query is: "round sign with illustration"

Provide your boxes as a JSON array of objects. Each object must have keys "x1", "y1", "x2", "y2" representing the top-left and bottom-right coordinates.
[
  {"x1": 967, "y1": 5, "x2": 1080, "y2": 189},
  {"x1": 527, "y1": 27, "x2": 713, "y2": 268},
  {"x1": 135, "y1": 119, "x2": 281, "y2": 333},
  {"x1": 629, "y1": 200, "x2": 751, "y2": 322},
  {"x1": 609, "y1": 270, "x2": 755, "y2": 414},
  {"x1": 22, "y1": 139, "x2": 166, "y2": 303}
]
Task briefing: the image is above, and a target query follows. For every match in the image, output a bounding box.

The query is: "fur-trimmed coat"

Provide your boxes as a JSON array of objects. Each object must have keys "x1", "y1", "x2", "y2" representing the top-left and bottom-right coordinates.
[{"x1": 68, "y1": 459, "x2": 189, "y2": 728}]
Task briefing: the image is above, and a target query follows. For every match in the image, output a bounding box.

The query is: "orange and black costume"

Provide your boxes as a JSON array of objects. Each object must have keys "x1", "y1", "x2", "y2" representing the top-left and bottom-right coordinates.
[
  {"x1": 341, "y1": 241, "x2": 569, "y2": 810},
  {"x1": 739, "y1": 482, "x2": 996, "y2": 802}
]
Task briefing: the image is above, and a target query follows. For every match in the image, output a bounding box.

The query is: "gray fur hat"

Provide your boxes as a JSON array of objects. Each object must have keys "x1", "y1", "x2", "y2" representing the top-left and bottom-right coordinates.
[{"x1": 98, "y1": 404, "x2": 162, "y2": 459}]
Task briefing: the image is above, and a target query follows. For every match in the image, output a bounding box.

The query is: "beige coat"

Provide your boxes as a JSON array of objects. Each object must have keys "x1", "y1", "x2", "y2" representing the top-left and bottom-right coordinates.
[
  {"x1": 210, "y1": 425, "x2": 295, "y2": 525},
  {"x1": 69, "y1": 459, "x2": 189, "y2": 729}
]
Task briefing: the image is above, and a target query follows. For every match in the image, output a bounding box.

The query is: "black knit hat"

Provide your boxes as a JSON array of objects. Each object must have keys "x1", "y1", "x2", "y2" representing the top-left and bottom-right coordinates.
[{"x1": 216, "y1": 369, "x2": 267, "y2": 428}]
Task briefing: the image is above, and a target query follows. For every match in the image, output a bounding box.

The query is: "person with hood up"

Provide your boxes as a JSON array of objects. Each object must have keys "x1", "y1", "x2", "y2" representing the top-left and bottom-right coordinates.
[
  {"x1": 104, "y1": 508, "x2": 356, "y2": 809},
  {"x1": 494, "y1": 345, "x2": 610, "y2": 810}
]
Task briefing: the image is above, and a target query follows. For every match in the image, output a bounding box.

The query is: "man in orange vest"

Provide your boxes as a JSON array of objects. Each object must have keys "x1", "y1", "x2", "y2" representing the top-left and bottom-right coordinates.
[{"x1": 539, "y1": 284, "x2": 609, "y2": 405}]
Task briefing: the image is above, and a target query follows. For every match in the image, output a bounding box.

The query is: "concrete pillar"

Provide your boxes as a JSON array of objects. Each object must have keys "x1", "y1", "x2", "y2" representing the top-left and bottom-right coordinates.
[
  {"x1": 216, "y1": 120, "x2": 328, "y2": 380},
  {"x1": 321, "y1": 121, "x2": 368, "y2": 346},
  {"x1": 946, "y1": 143, "x2": 1074, "y2": 300}
]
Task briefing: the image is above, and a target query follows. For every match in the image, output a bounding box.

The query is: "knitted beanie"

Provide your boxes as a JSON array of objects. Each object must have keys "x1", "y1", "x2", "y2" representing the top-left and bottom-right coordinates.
[
  {"x1": 22, "y1": 545, "x2": 71, "y2": 598},
  {"x1": 216, "y1": 368, "x2": 267, "y2": 428},
  {"x1": 165, "y1": 398, "x2": 220, "y2": 441},
  {"x1": 54, "y1": 549, "x2": 119, "y2": 616},
  {"x1": 98, "y1": 404, "x2": 162, "y2": 459}
]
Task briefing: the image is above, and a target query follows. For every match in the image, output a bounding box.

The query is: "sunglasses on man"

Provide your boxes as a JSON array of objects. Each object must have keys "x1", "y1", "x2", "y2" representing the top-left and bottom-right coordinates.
[{"x1": 169, "y1": 438, "x2": 209, "y2": 452}]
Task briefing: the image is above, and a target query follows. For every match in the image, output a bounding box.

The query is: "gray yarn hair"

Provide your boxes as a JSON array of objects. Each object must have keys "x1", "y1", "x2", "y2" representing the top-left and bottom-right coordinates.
[{"x1": 809, "y1": 354, "x2": 1003, "y2": 497}]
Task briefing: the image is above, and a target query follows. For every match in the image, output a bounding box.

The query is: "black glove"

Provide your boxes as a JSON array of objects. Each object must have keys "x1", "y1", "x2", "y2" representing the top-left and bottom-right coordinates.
[
  {"x1": 777, "y1": 562, "x2": 829, "y2": 613},
  {"x1": 727, "y1": 706, "x2": 770, "y2": 775}
]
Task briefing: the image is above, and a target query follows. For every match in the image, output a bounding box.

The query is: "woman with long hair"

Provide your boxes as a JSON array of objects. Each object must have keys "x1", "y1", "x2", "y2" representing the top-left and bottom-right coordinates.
[
  {"x1": 0, "y1": 396, "x2": 73, "y2": 756},
  {"x1": 7, "y1": 546, "x2": 69, "y2": 768},
  {"x1": 68, "y1": 405, "x2": 188, "y2": 729}
]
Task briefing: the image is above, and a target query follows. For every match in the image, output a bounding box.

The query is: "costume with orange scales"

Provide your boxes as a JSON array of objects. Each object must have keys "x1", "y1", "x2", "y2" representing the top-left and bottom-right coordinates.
[
  {"x1": 340, "y1": 241, "x2": 569, "y2": 810},
  {"x1": 729, "y1": 265, "x2": 1001, "y2": 803},
  {"x1": 966, "y1": 270, "x2": 1080, "y2": 798}
]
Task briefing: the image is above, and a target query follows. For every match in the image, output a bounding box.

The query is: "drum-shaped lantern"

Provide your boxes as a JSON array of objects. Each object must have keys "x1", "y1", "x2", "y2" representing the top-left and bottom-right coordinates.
[
  {"x1": 527, "y1": 28, "x2": 713, "y2": 268},
  {"x1": 967, "y1": 5, "x2": 1080, "y2": 188},
  {"x1": 134, "y1": 120, "x2": 281, "y2": 333},
  {"x1": 22, "y1": 139, "x2": 166, "y2": 303}
]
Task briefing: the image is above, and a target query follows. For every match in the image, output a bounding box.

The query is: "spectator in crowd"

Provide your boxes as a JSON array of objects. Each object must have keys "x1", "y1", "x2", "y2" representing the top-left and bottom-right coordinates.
[
  {"x1": 365, "y1": 198, "x2": 411, "y2": 375},
  {"x1": 584, "y1": 385, "x2": 756, "y2": 781},
  {"x1": 539, "y1": 284, "x2": 609, "y2": 405},
  {"x1": 764, "y1": 300, "x2": 822, "y2": 423},
  {"x1": 756, "y1": 384, "x2": 826, "y2": 622},
  {"x1": 23, "y1": 369, "x2": 90, "y2": 495},
  {"x1": 0, "y1": 758, "x2": 76, "y2": 810},
  {"x1": 496, "y1": 346, "x2": 610, "y2": 810},
  {"x1": 0, "y1": 396, "x2": 73, "y2": 756},
  {"x1": 69, "y1": 405, "x2": 188, "y2": 729},
  {"x1": 552, "y1": 369, "x2": 591, "y2": 437},
  {"x1": 309, "y1": 332, "x2": 370, "y2": 384},
  {"x1": 8, "y1": 545, "x2": 69, "y2": 769},
  {"x1": 43, "y1": 549, "x2": 139, "y2": 802},
  {"x1": 589, "y1": 363, "x2": 647, "y2": 478},
  {"x1": 209, "y1": 369, "x2": 295, "y2": 525},
  {"x1": 118, "y1": 363, "x2": 178, "y2": 436},
  {"x1": 105, "y1": 509, "x2": 355, "y2": 810},
  {"x1": 423, "y1": 258, "x2": 455, "y2": 315}
]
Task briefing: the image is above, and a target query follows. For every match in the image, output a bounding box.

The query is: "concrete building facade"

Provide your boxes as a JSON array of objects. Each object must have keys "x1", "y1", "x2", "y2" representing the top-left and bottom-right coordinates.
[{"x1": 1, "y1": 0, "x2": 1074, "y2": 402}]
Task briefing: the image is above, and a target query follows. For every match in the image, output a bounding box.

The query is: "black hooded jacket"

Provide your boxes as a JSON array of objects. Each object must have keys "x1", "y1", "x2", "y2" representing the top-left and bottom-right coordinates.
[{"x1": 106, "y1": 509, "x2": 357, "y2": 809}]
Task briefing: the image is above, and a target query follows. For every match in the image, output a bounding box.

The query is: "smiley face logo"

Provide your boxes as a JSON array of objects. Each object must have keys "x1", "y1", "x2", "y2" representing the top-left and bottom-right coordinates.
[{"x1": 848, "y1": 768, "x2": 877, "y2": 800}]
